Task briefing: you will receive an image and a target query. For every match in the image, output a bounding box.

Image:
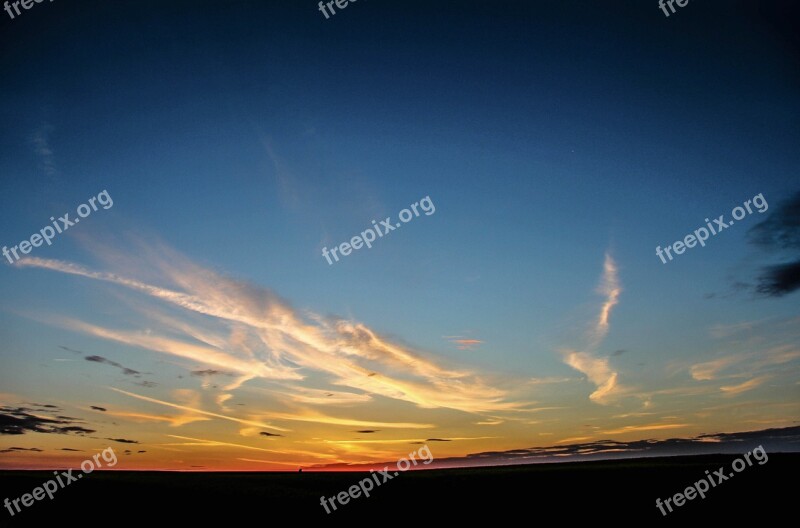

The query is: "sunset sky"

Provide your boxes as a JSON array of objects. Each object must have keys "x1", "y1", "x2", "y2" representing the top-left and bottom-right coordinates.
[{"x1": 1, "y1": 0, "x2": 798, "y2": 470}]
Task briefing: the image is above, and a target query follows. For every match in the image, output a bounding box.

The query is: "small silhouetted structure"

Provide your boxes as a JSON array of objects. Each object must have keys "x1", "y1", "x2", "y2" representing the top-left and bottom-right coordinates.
[{"x1": 298, "y1": 468, "x2": 303, "y2": 473}]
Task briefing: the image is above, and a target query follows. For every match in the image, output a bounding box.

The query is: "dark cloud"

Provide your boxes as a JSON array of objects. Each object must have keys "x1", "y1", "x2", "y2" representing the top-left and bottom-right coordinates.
[
  {"x1": 90, "y1": 406, "x2": 107, "y2": 412},
  {"x1": 106, "y1": 438, "x2": 139, "y2": 444},
  {"x1": 134, "y1": 381, "x2": 158, "y2": 388},
  {"x1": 191, "y1": 369, "x2": 231, "y2": 377},
  {"x1": 748, "y1": 191, "x2": 800, "y2": 297},
  {"x1": 61, "y1": 448, "x2": 83, "y2": 452},
  {"x1": 0, "y1": 447, "x2": 44, "y2": 454},
  {"x1": 57, "y1": 426, "x2": 96, "y2": 434},
  {"x1": 426, "y1": 438, "x2": 452, "y2": 442},
  {"x1": 612, "y1": 349, "x2": 626, "y2": 356},
  {"x1": 749, "y1": 191, "x2": 800, "y2": 250},
  {"x1": 137, "y1": 450, "x2": 146, "y2": 453},
  {"x1": 259, "y1": 432, "x2": 283, "y2": 437},
  {"x1": 0, "y1": 406, "x2": 95, "y2": 436},
  {"x1": 85, "y1": 355, "x2": 140, "y2": 376},
  {"x1": 317, "y1": 425, "x2": 800, "y2": 470},
  {"x1": 755, "y1": 261, "x2": 800, "y2": 297},
  {"x1": 355, "y1": 430, "x2": 379, "y2": 434},
  {"x1": 59, "y1": 345, "x2": 84, "y2": 354}
]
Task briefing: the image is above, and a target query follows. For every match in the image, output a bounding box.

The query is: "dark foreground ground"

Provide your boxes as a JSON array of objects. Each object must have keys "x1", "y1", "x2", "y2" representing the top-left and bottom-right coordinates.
[{"x1": 1, "y1": 454, "x2": 796, "y2": 524}]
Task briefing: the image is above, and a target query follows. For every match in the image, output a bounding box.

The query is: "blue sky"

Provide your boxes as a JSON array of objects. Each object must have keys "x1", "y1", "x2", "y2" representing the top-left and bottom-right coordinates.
[{"x1": 0, "y1": 0, "x2": 798, "y2": 469}]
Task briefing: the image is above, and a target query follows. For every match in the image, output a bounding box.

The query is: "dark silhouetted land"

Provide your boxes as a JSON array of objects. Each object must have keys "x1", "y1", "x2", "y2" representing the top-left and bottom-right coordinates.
[{"x1": 1, "y1": 454, "x2": 796, "y2": 524}]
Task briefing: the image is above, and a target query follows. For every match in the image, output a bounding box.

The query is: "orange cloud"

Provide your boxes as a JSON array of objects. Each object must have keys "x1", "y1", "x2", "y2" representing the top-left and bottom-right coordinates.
[
  {"x1": 601, "y1": 423, "x2": 689, "y2": 435},
  {"x1": 721, "y1": 376, "x2": 770, "y2": 396},
  {"x1": 444, "y1": 337, "x2": 484, "y2": 350},
  {"x1": 110, "y1": 388, "x2": 289, "y2": 432},
  {"x1": 20, "y1": 252, "x2": 512, "y2": 414}
]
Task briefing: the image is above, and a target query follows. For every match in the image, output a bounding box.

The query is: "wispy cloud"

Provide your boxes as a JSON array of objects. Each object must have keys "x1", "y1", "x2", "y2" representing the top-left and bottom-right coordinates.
[
  {"x1": 601, "y1": 423, "x2": 688, "y2": 435},
  {"x1": 254, "y1": 409, "x2": 433, "y2": 429},
  {"x1": 564, "y1": 351, "x2": 619, "y2": 404},
  {"x1": 556, "y1": 436, "x2": 594, "y2": 444},
  {"x1": 593, "y1": 253, "x2": 621, "y2": 345},
  {"x1": 257, "y1": 386, "x2": 373, "y2": 406},
  {"x1": 690, "y1": 345, "x2": 800, "y2": 381},
  {"x1": 561, "y1": 253, "x2": 623, "y2": 404},
  {"x1": 105, "y1": 410, "x2": 210, "y2": 427},
  {"x1": 323, "y1": 436, "x2": 494, "y2": 445},
  {"x1": 709, "y1": 320, "x2": 763, "y2": 339},
  {"x1": 690, "y1": 356, "x2": 741, "y2": 381},
  {"x1": 720, "y1": 375, "x2": 770, "y2": 396},
  {"x1": 32, "y1": 123, "x2": 57, "y2": 176},
  {"x1": 109, "y1": 387, "x2": 289, "y2": 432},
  {"x1": 18, "y1": 243, "x2": 512, "y2": 414},
  {"x1": 85, "y1": 355, "x2": 140, "y2": 376},
  {"x1": 527, "y1": 377, "x2": 573, "y2": 385},
  {"x1": 164, "y1": 435, "x2": 338, "y2": 460},
  {"x1": 237, "y1": 457, "x2": 317, "y2": 468},
  {"x1": 443, "y1": 336, "x2": 483, "y2": 350}
]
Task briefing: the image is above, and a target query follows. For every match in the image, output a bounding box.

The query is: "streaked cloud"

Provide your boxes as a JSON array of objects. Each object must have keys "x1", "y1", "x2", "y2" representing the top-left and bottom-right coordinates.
[
  {"x1": 18, "y1": 246, "x2": 513, "y2": 414},
  {"x1": 444, "y1": 336, "x2": 483, "y2": 350},
  {"x1": 257, "y1": 386, "x2": 373, "y2": 406},
  {"x1": 527, "y1": 376, "x2": 573, "y2": 385},
  {"x1": 563, "y1": 351, "x2": 619, "y2": 404},
  {"x1": 561, "y1": 253, "x2": 623, "y2": 404},
  {"x1": 601, "y1": 423, "x2": 688, "y2": 435},
  {"x1": 85, "y1": 355, "x2": 140, "y2": 376},
  {"x1": 690, "y1": 356, "x2": 741, "y2": 381},
  {"x1": 254, "y1": 409, "x2": 433, "y2": 429},
  {"x1": 105, "y1": 409, "x2": 211, "y2": 427},
  {"x1": 164, "y1": 435, "x2": 338, "y2": 460},
  {"x1": 110, "y1": 387, "x2": 289, "y2": 432},
  {"x1": 32, "y1": 123, "x2": 57, "y2": 176},
  {"x1": 593, "y1": 253, "x2": 621, "y2": 345},
  {"x1": 690, "y1": 345, "x2": 800, "y2": 381},
  {"x1": 720, "y1": 375, "x2": 770, "y2": 396}
]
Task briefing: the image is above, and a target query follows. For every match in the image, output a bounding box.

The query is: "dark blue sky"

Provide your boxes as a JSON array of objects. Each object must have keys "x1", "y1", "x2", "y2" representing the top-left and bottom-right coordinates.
[{"x1": 0, "y1": 1, "x2": 798, "y2": 468}]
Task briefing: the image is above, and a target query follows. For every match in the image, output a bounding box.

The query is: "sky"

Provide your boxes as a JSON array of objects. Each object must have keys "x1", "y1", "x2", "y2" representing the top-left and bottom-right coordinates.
[{"x1": 0, "y1": 0, "x2": 798, "y2": 471}]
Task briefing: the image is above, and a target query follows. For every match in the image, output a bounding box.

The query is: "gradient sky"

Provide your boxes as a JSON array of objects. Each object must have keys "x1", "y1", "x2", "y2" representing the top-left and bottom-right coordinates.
[{"x1": 1, "y1": 0, "x2": 798, "y2": 470}]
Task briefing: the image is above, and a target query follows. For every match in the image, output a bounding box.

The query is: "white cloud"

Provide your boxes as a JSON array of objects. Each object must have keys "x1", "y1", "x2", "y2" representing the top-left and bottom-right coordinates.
[{"x1": 561, "y1": 253, "x2": 623, "y2": 405}]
